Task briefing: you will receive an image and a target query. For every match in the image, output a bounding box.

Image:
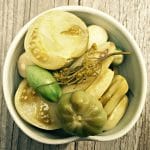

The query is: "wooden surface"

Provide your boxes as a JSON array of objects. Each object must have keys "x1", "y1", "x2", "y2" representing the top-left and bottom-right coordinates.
[{"x1": 0, "y1": 0, "x2": 149, "y2": 150}]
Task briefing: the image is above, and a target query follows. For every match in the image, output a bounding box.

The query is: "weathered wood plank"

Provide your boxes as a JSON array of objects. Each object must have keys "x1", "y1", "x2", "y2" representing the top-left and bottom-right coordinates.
[
  {"x1": 0, "y1": 0, "x2": 149, "y2": 150},
  {"x1": 54, "y1": 0, "x2": 69, "y2": 7},
  {"x1": 0, "y1": 0, "x2": 16, "y2": 149},
  {"x1": 68, "y1": 0, "x2": 79, "y2": 5}
]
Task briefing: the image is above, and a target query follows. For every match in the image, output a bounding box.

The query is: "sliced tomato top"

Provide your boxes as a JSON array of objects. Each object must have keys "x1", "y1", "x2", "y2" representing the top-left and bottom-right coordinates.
[{"x1": 15, "y1": 80, "x2": 61, "y2": 130}]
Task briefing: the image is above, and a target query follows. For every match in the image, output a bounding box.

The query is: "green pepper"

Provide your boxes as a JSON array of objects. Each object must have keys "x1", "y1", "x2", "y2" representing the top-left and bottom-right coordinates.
[
  {"x1": 57, "y1": 90, "x2": 107, "y2": 136},
  {"x1": 26, "y1": 65, "x2": 62, "y2": 102}
]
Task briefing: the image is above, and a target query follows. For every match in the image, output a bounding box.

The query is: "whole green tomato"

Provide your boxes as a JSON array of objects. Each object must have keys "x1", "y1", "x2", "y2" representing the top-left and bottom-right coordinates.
[{"x1": 57, "y1": 90, "x2": 107, "y2": 136}]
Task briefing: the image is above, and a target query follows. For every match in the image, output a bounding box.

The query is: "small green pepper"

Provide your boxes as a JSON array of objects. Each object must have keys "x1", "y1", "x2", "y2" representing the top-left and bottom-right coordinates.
[
  {"x1": 26, "y1": 65, "x2": 62, "y2": 102},
  {"x1": 57, "y1": 90, "x2": 107, "y2": 136}
]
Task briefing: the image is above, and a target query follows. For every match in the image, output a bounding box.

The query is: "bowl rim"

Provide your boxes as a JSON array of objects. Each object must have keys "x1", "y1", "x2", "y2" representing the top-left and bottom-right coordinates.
[{"x1": 3, "y1": 6, "x2": 147, "y2": 144}]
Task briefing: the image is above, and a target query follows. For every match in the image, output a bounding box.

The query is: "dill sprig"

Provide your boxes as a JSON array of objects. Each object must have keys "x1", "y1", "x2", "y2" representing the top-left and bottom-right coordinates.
[{"x1": 53, "y1": 44, "x2": 130, "y2": 86}]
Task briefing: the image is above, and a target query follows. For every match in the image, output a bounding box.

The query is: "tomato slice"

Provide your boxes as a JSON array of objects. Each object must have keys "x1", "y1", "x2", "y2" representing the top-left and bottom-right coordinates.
[
  {"x1": 24, "y1": 11, "x2": 88, "y2": 70},
  {"x1": 15, "y1": 80, "x2": 61, "y2": 130}
]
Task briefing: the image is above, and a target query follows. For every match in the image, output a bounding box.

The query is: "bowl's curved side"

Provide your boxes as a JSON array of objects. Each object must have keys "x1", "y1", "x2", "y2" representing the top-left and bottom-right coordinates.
[{"x1": 3, "y1": 6, "x2": 147, "y2": 144}]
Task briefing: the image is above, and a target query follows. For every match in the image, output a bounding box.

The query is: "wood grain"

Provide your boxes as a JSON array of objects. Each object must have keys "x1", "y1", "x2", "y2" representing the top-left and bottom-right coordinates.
[{"x1": 0, "y1": 0, "x2": 149, "y2": 150}]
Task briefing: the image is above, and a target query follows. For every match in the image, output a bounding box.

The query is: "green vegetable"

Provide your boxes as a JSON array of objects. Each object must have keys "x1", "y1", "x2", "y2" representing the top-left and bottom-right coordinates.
[
  {"x1": 26, "y1": 65, "x2": 62, "y2": 102},
  {"x1": 57, "y1": 90, "x2": 107, "y2": 136}
]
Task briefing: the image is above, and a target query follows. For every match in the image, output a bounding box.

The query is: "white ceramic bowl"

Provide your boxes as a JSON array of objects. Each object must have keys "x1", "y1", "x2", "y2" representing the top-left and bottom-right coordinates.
[{"x1": 3, "y1": 6, "x2": 147, "y2": 144}]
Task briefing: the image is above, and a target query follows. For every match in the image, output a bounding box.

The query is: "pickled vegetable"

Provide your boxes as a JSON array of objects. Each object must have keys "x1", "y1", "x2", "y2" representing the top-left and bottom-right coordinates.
[
  {"x1": 102, "y1": 95, "x2": 128, "y2": 131},
  {"x1": 86, "y1": 69, "x2": 114, "y2": 99},
  {"x1": 24, "y1": 11, "x2": 88, "y2": 70},
  {"x1": 113, "y1": 49, "x2": 124, "y2": 65},
  {"x1": 26, "y1": 65, "x2": 62, "y2": 102},
  {"x1": 57, "y1": 91, "x2": 107, "y2": 136},
  {"x1": 62, "y1": 77, "x2": 94, "y2": 94},
  {"x1": 88, "y1": 25, "x2": 108, "y2": 49},
  {"x1": 100, "y1": 75, "x2": 129, "y2": 115},
  {"x1": 15, "y1": 80, "x2": 61, "y2": 130},
  {"x1": 96, "y1": 42, "x2": 129, "y2": 65},
  {"x1": 17, "y1": 52, "x2": 34, "y2": 77}
]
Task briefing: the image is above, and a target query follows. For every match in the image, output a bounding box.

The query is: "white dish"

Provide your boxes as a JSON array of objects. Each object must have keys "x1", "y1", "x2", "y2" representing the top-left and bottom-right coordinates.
[{"x1": 3, "y1": 6, "x2": 147, "y2": 144}]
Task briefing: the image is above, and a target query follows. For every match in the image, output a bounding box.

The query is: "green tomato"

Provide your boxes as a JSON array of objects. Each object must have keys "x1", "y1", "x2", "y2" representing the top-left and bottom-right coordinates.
[
  {"x1": 57, "y1": 91, "x2": 107, "y2": 136},
  {"x1": 15, "y1": 80, "x2": 61, "y2": 130},
  {"x1": 26, "y1": 65, "x2": 62, "y2": 102},
  {"x1": 24, "y1": 11, "x2": 88, "y2": 70}
]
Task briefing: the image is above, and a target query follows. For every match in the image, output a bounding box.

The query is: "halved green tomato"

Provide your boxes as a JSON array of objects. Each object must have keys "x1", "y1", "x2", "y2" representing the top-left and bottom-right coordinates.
[
  {"x1": 15, "y1": 80, "x2": 61, "y2": 130},
  {"x1": 24, "y1": 11, "x2": 88, "y2": 70}
]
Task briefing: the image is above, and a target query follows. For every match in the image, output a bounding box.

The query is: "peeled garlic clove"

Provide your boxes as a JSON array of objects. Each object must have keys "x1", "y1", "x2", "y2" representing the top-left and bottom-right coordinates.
[
  {"x1": 102, "y1": 95, "x2": 128, "y2": 131},
  {"x1": 17, "y1": 52, "x2": 34, "y2": 77},
  {"x1": 88, "y1": 25, "x2": 108, "y2": 49},
  {"x1": 113, "y1": 49, "x2": 124, "y2": 65}
]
